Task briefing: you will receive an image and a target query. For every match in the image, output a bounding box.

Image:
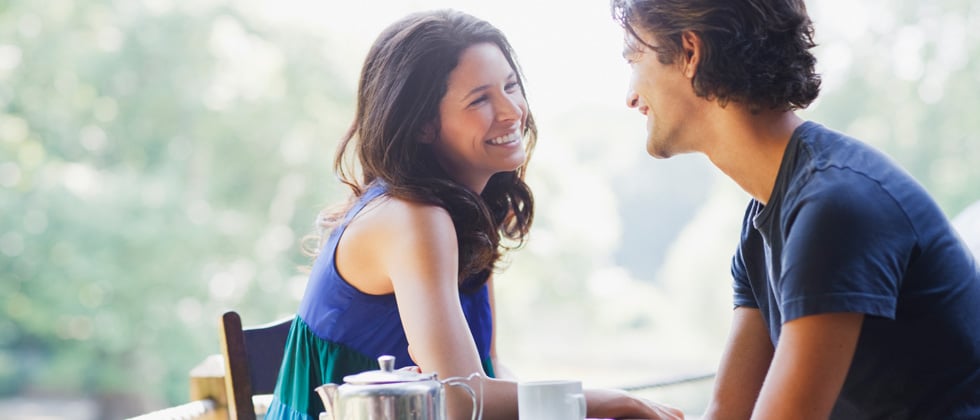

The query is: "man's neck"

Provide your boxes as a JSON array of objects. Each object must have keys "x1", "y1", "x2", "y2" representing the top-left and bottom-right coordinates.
[{"x1": 700, "y1": 107, "x2": 804, "y2": 205}]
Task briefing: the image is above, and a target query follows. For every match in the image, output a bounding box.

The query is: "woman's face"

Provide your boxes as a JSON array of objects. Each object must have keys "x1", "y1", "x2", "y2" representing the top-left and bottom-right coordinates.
[{"x1": 426, "y1": 42, "x2": 528, "y2": 193}]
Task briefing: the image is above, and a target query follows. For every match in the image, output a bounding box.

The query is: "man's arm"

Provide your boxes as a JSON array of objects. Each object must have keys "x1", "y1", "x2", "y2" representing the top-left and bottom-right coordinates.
[
  {"x1": 702, "y1": 307, "x2": 774, "y2": 420},
  {"x1": 751, "y1": 312, "x2": 863, "y2": 420}
]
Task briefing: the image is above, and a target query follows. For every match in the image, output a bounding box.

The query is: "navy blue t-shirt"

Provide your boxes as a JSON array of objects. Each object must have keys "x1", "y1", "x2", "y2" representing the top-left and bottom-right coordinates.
[{"x1": 732, "y1": 121, "x2": 980, "y2": 418}]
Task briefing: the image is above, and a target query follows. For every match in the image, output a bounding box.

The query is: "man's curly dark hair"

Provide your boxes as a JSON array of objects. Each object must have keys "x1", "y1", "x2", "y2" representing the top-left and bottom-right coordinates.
[{"x1": 612, "y1": 0, "x2": 821, "y2": 113}]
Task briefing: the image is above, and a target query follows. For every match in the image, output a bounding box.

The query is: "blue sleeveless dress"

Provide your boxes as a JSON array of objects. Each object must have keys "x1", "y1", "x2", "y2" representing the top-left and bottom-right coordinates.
[{"x1": 266, "y1": 183, "x2": 495, "y2": 420}]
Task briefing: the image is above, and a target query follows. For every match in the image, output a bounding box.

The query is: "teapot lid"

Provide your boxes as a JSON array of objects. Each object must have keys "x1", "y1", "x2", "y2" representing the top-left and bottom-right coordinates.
[{"x1": 343, "y1": 355, "x2": 436, "y2": 385}]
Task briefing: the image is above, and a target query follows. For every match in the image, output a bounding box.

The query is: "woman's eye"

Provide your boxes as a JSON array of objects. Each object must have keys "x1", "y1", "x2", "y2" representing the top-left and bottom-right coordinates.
[
  {"x1": 469, "y1": 95, "x2": 488, "y2": 106},
  {"x1": 505, "y1": 82, "x2": 519, "y2": 92}
]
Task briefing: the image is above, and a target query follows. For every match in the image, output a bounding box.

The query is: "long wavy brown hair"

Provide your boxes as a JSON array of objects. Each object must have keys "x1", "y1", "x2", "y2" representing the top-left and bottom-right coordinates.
[
  {"x1": 612, "y1": 0, "x2": 821, "y2": 113},
  {"x1": 311, "y1": 9, "x2": 536, "y2": 287}
]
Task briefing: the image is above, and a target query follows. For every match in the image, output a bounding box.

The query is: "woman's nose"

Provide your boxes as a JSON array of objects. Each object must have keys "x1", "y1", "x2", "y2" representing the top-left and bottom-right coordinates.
[{"x1": 497, "y1": 96, "x2": 524, "y2": 122}]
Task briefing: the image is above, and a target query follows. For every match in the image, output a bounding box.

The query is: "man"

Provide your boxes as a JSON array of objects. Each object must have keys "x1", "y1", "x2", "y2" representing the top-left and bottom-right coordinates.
[{"x1": 611, "y1": 0, "x2": 980, "y2": 418}]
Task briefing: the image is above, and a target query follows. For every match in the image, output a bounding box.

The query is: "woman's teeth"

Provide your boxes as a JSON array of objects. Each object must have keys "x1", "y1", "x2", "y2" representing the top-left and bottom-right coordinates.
[{"x1": 488, "y1": 131, "x2": 520, "y2": 145}]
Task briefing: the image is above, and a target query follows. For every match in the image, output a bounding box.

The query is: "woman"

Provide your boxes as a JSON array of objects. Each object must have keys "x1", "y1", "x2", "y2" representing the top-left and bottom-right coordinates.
[{"x1": 267, "y1": 9, "x2": 682, "y2": 420}]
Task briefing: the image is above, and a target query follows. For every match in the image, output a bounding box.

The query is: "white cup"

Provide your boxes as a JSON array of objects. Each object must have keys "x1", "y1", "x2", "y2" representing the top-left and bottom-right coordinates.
[{"x1": 518, "y1": 380, "x2": 586, "y2": 420}]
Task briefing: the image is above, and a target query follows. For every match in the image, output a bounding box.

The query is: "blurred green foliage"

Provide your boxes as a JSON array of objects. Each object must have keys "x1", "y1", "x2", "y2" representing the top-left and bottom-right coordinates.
[{"x1": 1, "y1": 0, "x2": 353, "y2": 410}]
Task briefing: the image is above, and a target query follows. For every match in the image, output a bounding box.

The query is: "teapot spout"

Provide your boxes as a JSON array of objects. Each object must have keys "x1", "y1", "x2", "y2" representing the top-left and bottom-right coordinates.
[{"x1": 314, "y1": 383, "x2": 339, "y2": 420}]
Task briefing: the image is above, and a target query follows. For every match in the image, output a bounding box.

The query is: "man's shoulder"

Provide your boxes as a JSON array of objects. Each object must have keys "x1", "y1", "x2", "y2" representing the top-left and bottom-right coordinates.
[
  {"x1": 790, "y1": 123, "x2": 913, "y2": 198},
  {"x1": 794, "y1": 121, "x2": 878, "y2": 167}
]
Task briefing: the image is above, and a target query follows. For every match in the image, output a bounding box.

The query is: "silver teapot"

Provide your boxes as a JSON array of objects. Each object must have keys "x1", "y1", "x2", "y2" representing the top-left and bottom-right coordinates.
[{"x1": 315, "y1": 355, "x2": 483, "y2": 420}]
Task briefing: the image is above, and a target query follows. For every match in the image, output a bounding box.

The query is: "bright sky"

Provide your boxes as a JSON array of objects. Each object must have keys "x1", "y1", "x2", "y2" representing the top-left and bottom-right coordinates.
[{"x1": 239, "y1": 0, "x2": 634, "y2": 132}]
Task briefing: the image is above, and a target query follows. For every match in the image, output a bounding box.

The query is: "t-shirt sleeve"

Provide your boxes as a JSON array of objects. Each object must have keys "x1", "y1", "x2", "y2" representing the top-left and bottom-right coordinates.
[
  {"x1": 778, "y1": 169, "x2": 915, "y2": 322},
  {"x1": 732, "y1": 203, "x2": 761, "y2": 309},
  {"x1": 732, "y1": 249, "x2": 759, "y2": 309}
]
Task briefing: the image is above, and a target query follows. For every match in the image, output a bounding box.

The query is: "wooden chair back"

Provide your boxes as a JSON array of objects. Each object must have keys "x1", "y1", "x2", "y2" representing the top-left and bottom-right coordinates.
[{"x1": 218, "y1": 310, "x2": 293, "y2": 420}]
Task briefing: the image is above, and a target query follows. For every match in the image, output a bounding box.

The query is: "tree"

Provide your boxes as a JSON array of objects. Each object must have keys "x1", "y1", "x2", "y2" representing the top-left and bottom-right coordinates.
[{"x1": 1, "y1": 0, "x2": 352, "y2": 413}]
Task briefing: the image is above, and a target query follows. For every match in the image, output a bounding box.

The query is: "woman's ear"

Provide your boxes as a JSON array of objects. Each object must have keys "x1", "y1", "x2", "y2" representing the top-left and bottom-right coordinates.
[{"x1": 418, "y1": 123, "x2": 436, "y2": 144}]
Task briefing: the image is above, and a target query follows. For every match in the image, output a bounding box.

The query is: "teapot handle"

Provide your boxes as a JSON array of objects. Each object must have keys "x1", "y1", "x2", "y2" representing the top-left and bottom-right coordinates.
[
  {"x1": 442, "y1": 372, "x2": 483, "y2": 420},
  {"x1": 314, "y1": 384, "x2": 339, "y2": 420}
]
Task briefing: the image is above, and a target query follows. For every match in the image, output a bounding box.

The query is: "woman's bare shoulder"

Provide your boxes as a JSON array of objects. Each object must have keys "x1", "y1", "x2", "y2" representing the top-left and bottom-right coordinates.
[
  {"x1": 337, "y1": 196, "x2": 457, "y2": 293},
  {"x1": 357, "y1": 195, "x2": 454, "y2": 236},
  {"x1": 342, "y1": 196, "x2": 458, "y2": 263}
]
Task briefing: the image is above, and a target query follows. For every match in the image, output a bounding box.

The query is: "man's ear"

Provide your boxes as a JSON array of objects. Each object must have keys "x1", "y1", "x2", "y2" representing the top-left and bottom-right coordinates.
[
  {"x1": 680, "y1": 31, "x2": 702, "y2": 79},
  {"x1": 418, "y1": 123, "x2": 436, "y2": 144}
]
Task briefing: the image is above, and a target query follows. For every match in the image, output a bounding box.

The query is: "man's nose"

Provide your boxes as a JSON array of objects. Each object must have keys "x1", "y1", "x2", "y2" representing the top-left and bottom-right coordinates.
[{"x1": 626, "y1": 91, "x2": 639, "y2": 109}]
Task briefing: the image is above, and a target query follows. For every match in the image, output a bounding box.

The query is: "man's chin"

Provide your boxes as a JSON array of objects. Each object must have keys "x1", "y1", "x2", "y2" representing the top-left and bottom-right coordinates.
[{"x1": 646, "y1": 141, "x2": 674, "y2": 159}]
